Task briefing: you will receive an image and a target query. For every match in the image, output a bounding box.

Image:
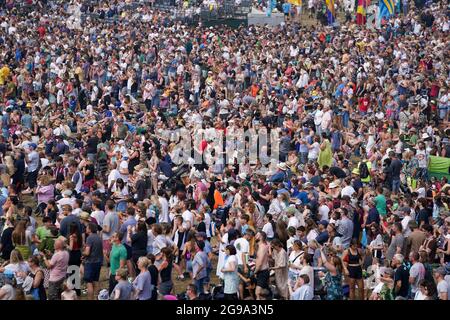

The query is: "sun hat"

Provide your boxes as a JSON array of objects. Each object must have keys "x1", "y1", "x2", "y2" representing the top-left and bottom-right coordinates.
[
  {"x1": 277, "y1": 163, "x2": 287, "y2": 171},
  {"x1": 329, "y1": 182, "x2": 338, "y2": 189},
  {"x1": 80, "y1": 211, "x2": 91, "y2": 222}
]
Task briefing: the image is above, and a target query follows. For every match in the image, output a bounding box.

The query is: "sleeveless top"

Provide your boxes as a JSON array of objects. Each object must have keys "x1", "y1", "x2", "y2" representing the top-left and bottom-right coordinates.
[{"x1": 160, "y1": 261, "x2": 173, "y2": 282}]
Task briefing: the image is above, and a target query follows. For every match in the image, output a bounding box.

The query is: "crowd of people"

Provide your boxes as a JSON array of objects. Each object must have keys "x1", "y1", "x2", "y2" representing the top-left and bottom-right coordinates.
[{"x1": 0, "y1": 0, "x2": 448, "y2": 301}]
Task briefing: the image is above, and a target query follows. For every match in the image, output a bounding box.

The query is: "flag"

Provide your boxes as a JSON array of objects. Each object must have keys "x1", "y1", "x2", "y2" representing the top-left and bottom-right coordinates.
[
  {"x1": 288, "y1": 0, "x2": 302, "y2": 6},
  {"x1": 325, "y1": 0, "x2": 335, "y2": 25},
  {"x1": 379, "y1": 0, "x2": 395, "y2": 21},
  {"x1": 356, "y1": 0, "x2": 367, "y2": 25}
]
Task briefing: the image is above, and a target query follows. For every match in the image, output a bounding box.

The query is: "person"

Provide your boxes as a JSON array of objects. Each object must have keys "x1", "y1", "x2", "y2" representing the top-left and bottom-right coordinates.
[
  {"x1": 270, "y1": 239, "x2": 289, "y2": 300},
  {"x1": 111, "y1": 268, "x2": 134, "y2": 300},
  {"x1": 61, "y1": 281, "x2": 77, "y2": 300},
  {"x1": 102, "y1": 200, "x2": 120, "y2": 261},
  {"x1": 147, "y1": 254, "x2": 159, "y2": 300},
  {"x1": 158, "y1": 247, "x2": 174, "y2": 296},
  {"x1": 320, "y1": 248, "x2": 344, "y2": 300},
  {"x1": 409, "y1": 251, "x2": 426, "y2": 299},
  {"x1": 433, "y1": 267, "x2": 448, "y2": 301},
  {"x1": 221, "y1": 244, "x2": 239, "y2": 300},
  {"x1": 192, "y1": 240, "x2": 208, "y2": 295},
  {"x1": 27, "y1": 256, "x2": 47, "y2": 300},
  {"x1": 107, "y1": 232, "x2": 127, "y2": 295},
  {"x1": 186, "y1": 283, "x2": 199, "y2": 300},
  {"x1": 82, "y1": 223, "x2": 103, "y2": 300},
  {"x1": 342, "y1": 238, "x2": 365, "y2": 300},
  {"x1": 392, "y1": 254, "x2": 410, "y2": 299},
  {"x1": 386, "y1": 222, "x2": 405, "y2": 263},
  {"x1": 290, "y1": 274, "x2": 314, "y2": 300},
  {"x1": 11, "y1": 220, "x2": 32, "y2": 260},
  {"x1": 288, "y1": 240, "x2": 304, "y2": 281},
  {"x1": 132, "y1": 256, "x2": 153, "y2": 300},
  {"x1": 41, "y1": 239, "x2": 69, "y2": 300},
  {"x1": 414, "y1": 279, "x2": 437, "y2": 300},
  {"x1": 254, "y1": 231, "x2": 270, "y2": 300}
]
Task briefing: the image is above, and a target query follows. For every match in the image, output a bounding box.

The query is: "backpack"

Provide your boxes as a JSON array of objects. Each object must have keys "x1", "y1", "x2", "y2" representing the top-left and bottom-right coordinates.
[{"x1": 359, "y1": 161, "x2": 370, "y2": 179}]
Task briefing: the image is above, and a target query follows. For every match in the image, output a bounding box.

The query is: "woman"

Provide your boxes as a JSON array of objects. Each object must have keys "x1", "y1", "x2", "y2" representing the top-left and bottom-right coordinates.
[
  {"x1": 270, "y1": 239, "x2": 289, "y2": 300},
  {"x1": 11, "y1": 220, "x2": 32, "y2": 260},
  {"x1": 367, "y1": 225, "x2": 384, "y2": 262},
  {"x1": 288, "y1": 240, "x2": 304, "y2": 281},
  {"x1": 318, "y1": 132, "x2": 332, "y2": 169},
  {"x1": 0, "y1": 250, "x2": 30, "y2": 287},
  {"x1": 146, "y1": 254, "x2": 159, "y2": 300},
  {"x1": 342, "y1": 238, "x2": 365, "y2": 300},
  {"x1": 414, "y1": 279, "x2": 437, "y2": 300},
  {"x1": 157, "y1": 247, "x2": 174, "y2": 295},
  {"x1": 221, "y1": 244, "x2": 239, "y2": 300},
  {"x1": 111, "y1": 178, "x2": 129, "y2": 213},
  {"x1": 27, "y1": 256, "x2": 47, "y2": 300},
  {"x1": 111, "y1": 268, "x2": 134, "y2": 300},
  {"x1": 148, "y1": 150, "x2": 160, "y2": 196},
  {"x1": 305, "y1": 218, "x2": 319, "y2": 242},
  {"x1": 262, "y1": 214, "x2": 275, "y2": 241},
  {"x1": 132, "y1": 256, "x2": 153, "y2": 300},
  {"x1": 129, "y1": 222, "x2": 148, "y2": 273},
  {"x1": 181, "y1": 230, "x2": 196, "y2": 280},
  {"x1": 320, "y1": 248, "x2": 344, "y2": 300},
  {"x1": 35, "y1": 175, "x2": 55, "y2": 217},
  {"x1": 369, "y1": 267, "x2": 395, "y2": 300},
  {"x1": 68, "y1": 222, "x2": 82, "y2": 268}
]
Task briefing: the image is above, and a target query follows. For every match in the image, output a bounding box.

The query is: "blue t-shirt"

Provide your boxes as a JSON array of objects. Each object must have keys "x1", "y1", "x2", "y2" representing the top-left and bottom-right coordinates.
[{"x1": 282, "y1": 3, "x2": 292, "y2": 13}]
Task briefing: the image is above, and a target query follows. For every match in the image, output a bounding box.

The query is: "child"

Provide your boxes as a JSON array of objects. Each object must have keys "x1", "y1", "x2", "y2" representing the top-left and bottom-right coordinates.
[{"x1": 61, "y1": 281, "x2": 77, "y2": 300}]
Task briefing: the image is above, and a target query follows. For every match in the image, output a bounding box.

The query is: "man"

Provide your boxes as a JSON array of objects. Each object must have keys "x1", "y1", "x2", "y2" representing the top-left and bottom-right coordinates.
[
  {"x1": 41, "y1": 239, "x2": 69, "y2": 300},
  {"x1": 255, "y1": 231, "x2": 270, "y2": 300},
  {"x1": 316, "y1": 220, "x2": 329, "y2": 245},
  {"x1": 392, "y1": 253, "x2": 410, "y2": 299},
  {"x1": 108, "y1": 232, "x2": 127, "y2": 295},
  {"x1": 24, "y1": 143, "x2": 40, "y2": 191},
  {"x1": 158, "y1": 190, "x2": 170, "y2": 223},
  {"x1": 119, "y1": 207, "x2": 137, "y2": 244},
  {"x1": 83, "y1": 223, "x2": 103, "y2": 300},
  {"x1": 388, "y1": 151, "x2": 402, "y2": 194},
  {"x1": 415, "y1": 141, "x2": 429, "y2": 181},
  {"x1": 234, "y1": 229, "x2": 254, "y2": 298},
  {"x1": 290, "y1": 274, "x2": 314, "y2": 300},
  {"x1": 419, "y1": 224, "x2": 437, "y2": 263},
  {"x1": 195, "y1": 232, "x2": 213, "y2": 294},
  {"x1": 69, "y1": 161, "x2": 83, "y2": 194},
  {"x1": 433, "y1": 267, "x2": 449, "y2": 300},
  {"x1": 35, "y1": 216, "x2": 52, "y2": 241},
  {"x1": 59, "y1": 206, "x2": 82, "y2": 238},
  {"x1": 103, "y1": 200, "x2": 120, "y2": 259},
  {"x1": 405, "y1": 221, "x2": 426, "y2": 258},
  {"x1": 386, "y1": 222, "x2": 405, "y2": 263},
  {"x1": 192, "y1": 240, "x2": 208, "y2": 295},
  {"x1": 337, "y1": 208, "x2": 353, "y2": 249},
  {"x1": 408, "y1": 251, "x2": 425, "y2": 299},
  {"x1": 373, "y1": 186, "x2": 387, "y2": 218}
]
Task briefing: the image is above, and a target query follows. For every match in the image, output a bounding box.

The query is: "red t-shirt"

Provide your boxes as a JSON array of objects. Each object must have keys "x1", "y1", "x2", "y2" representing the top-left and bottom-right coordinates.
[{"x1": 358, "y1": 97, "x2": 369, "y2": 112}]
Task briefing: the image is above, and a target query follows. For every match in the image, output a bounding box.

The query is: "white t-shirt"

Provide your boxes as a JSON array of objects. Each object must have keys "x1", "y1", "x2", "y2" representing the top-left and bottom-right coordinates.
[
  {"x1": 288, "y1": 216, "x2": 300, "y2": 229},
  {"x1": 341, "y1": 186, "x2": 356, "y2": 198},
  {"x1": 91, "y1": 210, "x2": 105, "y2": 227},
  {"x1": 119, "y1": 160, "x2": 129, "y2": 182},
  {"x1": 308, "y1": 142, "x2": 320, "y2": 160},
  {"x1": 182, "y1": 210, "x2": 194, "y2": 229},
  {"x1": 288, "y1": 250, "x2": 303, "y2": 275},
  {"x1": 108, "y1": 169, "x2": 121, "y2": 189},
  {"x1": 262, "y1": 222, "x2": 274, "y2": 238},
  {"x1": 318, "y1": 205, "x2": 330, "y2": 221},
  {"x1": 401, "y1": 216, "x2": 412, "y2": 237},
  {"x1": 298, "y1": 265, "x2": 314, "y2": 290},
  {"x1": 233, "y1": 237, "x2": 249, "y2": 265},
  {"x1": 437, "y1": 279, "x2": 449, "y2": 300}
]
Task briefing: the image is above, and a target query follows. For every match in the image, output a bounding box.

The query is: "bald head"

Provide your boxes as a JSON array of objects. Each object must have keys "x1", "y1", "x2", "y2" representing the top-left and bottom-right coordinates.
[{"x1": 54, "y1": 239, "x2": 65, "y2": 251}]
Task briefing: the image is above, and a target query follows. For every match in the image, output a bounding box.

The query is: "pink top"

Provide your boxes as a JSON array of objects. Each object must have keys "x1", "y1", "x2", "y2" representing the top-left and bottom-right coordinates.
[
  {"x1": 36, "y1": 185, "x2": 55, "y2": 204},
  {"x1": 49, "y1": 250, "x2": 69, "y2": 282}
]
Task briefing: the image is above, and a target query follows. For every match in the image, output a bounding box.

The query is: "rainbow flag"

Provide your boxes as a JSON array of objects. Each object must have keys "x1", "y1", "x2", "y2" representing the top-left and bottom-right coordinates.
[
  {"x1": 379, "y1": 0, "x2": 395, "y2": 21},
  {"x1": 325, "y1": 0, "x2": 335, "y2": 25},
  {"x1": 356, "y1": 0, "x2": 367, "y2": 25}
]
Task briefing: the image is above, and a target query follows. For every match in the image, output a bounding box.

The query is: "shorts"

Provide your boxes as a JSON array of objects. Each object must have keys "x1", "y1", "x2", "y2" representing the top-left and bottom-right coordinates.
[
  {"x1": 124, "y1": 244, "x2": 132, "y2": 260},
  {"x1": 256, "y1": 269, "x2": 270, "y2": 289},
  {"x1": 84, "y1": 262, "x2": 102, "y2": 283},
  {"x1": 348, "y1": 265, "x2": 363, "y2": 280},
  {"x1": 103, "y1": 240, "x2": 112, "y2": 254}
]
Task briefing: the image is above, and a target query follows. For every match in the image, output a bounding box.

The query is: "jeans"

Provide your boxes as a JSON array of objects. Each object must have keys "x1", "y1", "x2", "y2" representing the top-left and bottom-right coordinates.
[
  {"x1": 195, "y1": 277, "x2": 207, "y2": 295},
  {"x1": 392, "y1": 179, "x2": 401, "y2": 193}
]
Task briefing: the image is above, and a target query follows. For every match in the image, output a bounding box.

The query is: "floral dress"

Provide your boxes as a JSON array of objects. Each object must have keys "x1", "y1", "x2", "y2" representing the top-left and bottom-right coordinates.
[{"x1": 325, "y1": 271, "x2": 343, "y2": 300}]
